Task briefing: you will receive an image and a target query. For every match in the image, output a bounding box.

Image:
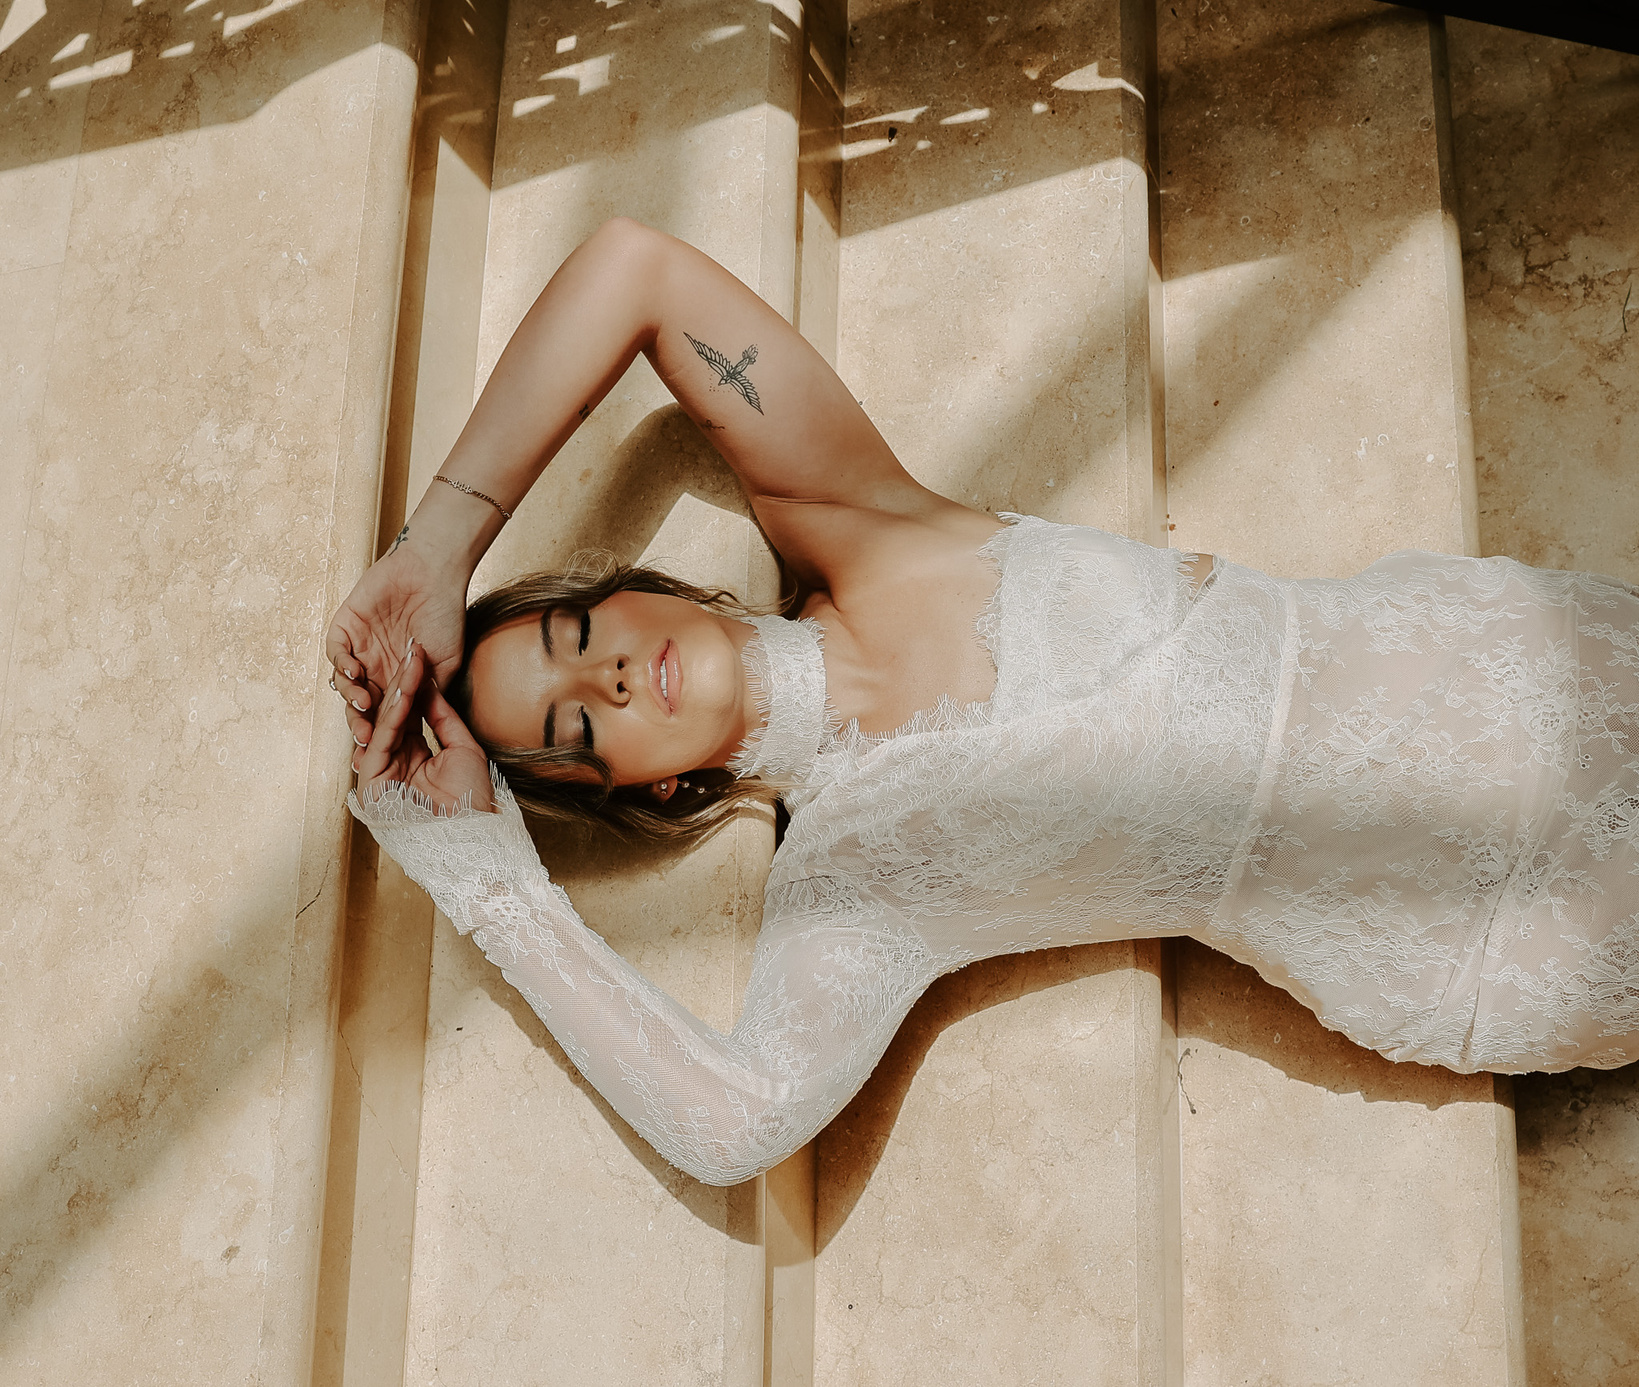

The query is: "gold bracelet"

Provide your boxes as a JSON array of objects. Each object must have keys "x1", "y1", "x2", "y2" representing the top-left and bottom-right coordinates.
[{"x1": 433, "y1": 474, "x2": 514, "y2": 521}]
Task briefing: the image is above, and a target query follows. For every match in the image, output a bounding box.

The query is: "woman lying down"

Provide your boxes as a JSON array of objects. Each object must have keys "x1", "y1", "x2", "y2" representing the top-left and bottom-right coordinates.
[{"x1": 325, "y1": 218, "x2": 1639, "y2": 1186}]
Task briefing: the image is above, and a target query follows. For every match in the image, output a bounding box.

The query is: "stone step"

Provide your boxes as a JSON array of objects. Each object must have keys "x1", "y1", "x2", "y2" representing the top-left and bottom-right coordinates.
[
  {"x1": 1157, "y1": 1, "x2": 1524, "y2": 1381},
  {"x1": 0, "y1": 2, "x2": 422, "y2": 1384},
  {"x1": 320, "y1": 1, "x2": 808, "y2": 1384},
  {"x1": 815, "y1": 0, "x2": 1179, "y2": 1381},
  {"x1": 1442, "y1": 16, "x2": 1639, "y2": 1385}
]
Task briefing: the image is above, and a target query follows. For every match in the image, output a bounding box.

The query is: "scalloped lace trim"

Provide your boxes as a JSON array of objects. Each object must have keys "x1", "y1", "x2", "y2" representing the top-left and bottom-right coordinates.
[{"x1": 727, "y1": 615, "x2": 838, "y2": 785}]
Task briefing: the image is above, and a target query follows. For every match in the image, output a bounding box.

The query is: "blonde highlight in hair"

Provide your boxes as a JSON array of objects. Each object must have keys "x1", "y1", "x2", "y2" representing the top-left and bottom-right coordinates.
[{"x1": 444, "y1": 551, "x2": 779, "y2": 845}]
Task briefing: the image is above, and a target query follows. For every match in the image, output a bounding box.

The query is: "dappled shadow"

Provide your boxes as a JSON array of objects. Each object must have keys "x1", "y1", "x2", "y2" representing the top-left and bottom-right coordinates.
[{"x1": 0, "y1": 0, "x2": 418, "y2": 176}]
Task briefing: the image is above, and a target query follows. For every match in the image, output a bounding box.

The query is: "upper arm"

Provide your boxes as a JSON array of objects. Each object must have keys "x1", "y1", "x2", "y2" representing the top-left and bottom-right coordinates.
[{"x1": 633, "y1": 224, "x2": 978, "y2": 587}]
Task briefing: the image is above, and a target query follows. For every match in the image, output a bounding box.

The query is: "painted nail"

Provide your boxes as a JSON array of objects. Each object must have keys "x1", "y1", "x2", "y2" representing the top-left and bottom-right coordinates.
[
  {"x1": 389, "y1": 688, "x2": 401, "y2": 708},
  {"x1": 406, "y1": 638, "x2": 415, "y2": 661},
  {"x1": 354, "y1": 734, "x2": 368, "y2": 748},
  {"x1": 353, "y1": 699, "x2": 367, "y2": 711}
]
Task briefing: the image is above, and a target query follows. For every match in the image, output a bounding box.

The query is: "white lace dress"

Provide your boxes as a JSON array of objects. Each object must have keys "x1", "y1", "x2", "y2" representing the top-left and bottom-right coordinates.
[{"x1": 351, "y1": 516, "x2": 1639, "y2": 1185}]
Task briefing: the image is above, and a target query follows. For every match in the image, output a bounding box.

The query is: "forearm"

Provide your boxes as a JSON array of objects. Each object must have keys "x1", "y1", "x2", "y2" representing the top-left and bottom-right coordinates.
[
  {"x1": 401, "y1": 217, "x2": 666, "y2": 574},
  {"x1": 348, "y1": 773, "x2": 935, "y2": 1184}
]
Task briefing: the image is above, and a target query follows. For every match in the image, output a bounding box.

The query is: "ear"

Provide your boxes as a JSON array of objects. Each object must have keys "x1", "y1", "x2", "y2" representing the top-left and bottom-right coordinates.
[{"x1": 650, "y1": 777, "x2": 680, "y2": 804}]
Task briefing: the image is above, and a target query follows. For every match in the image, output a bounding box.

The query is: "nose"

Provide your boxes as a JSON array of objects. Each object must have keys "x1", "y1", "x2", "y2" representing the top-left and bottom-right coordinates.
[{"x1": 580, "y1": 654, "x2": 631, "y2": 707}]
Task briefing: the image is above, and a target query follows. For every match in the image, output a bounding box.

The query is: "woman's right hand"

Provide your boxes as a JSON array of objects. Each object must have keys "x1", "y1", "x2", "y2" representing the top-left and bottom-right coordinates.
[
  {"x1": 354, "y1": 641, "x2": 496, "y2": 815},
  {"x1": 326, "y1": 537, "x2": 471, "y2": 743}
]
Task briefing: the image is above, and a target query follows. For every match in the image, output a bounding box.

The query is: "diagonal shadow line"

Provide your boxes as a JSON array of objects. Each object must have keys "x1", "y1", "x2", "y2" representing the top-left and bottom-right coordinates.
[
  {"x1": 1159, "y1": 214, "x2": 1439, "y2": 491},
  {"x1": 813, "y1": 942, "x2": 1136, "y2": 1250},
  {"x1": 0, "y1": 0, "x2": 416, "y2": 177},
  {"x1": 0, "y1": 861, "x2": 320, "y2": 1347}
]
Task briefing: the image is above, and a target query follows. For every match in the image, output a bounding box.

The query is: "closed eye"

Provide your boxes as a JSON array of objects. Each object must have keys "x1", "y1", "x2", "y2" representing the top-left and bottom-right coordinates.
[
  {"x1": 578, "y1": 610, "x2": 590, "y2": 655},
  {"x1": 580, "y1": 709, "x2": 594, "y2": 750}
]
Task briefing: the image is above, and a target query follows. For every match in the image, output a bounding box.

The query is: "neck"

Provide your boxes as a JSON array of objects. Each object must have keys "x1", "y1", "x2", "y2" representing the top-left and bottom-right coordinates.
[
  {"x1": 724, "y1": 614, "x2": 833, "y2": 784},
  {"x1": 704, "y1": 616, "x2": 761, "y2": 770}
]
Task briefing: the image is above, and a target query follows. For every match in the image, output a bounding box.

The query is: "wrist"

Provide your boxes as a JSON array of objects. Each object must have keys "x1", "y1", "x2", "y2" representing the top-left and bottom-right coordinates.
[{"x1": 401, "y1": 481, "x2": 504, "y2": 576}]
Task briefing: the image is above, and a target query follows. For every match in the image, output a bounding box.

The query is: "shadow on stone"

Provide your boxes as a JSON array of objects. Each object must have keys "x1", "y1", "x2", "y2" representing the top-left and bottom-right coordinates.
[{"x1": 814, "y1": 942, "x2": 1134, "y2": 1251}]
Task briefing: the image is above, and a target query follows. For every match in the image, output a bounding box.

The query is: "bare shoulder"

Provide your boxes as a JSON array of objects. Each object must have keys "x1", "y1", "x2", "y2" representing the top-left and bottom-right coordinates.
[
  {"x1": 795, "y1": 501, "x2": 1008, "y2": 733},
  {"x1": 758, "y1": 488, "x2": 1005, "y2": 603}
]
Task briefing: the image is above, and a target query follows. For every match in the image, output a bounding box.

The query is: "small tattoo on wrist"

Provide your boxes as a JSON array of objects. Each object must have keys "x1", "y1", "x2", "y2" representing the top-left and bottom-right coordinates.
[
  {"x1": 684, "y1": 332, "x2": 764, "y2": 414},
  {"x1": 388, "y1": 522, "x2": 410, "y2": 555},
  {"x1": 577, "y1": 403, "x2": 590, "y2": 420}
]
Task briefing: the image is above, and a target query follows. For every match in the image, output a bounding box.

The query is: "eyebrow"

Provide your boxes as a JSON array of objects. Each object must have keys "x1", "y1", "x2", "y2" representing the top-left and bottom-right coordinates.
[{"x1": 540, "y1": 608, "x2": 558, "y2": 748}]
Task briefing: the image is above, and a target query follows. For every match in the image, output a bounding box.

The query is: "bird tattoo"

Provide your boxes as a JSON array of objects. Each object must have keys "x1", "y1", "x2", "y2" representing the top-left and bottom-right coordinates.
[{"x1": 684, "y1": 332, "x2": 763, "y2": 414}]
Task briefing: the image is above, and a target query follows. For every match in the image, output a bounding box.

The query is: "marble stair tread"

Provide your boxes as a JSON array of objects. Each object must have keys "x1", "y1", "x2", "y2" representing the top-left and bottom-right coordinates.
[{"x1": 1159, "y1": 1, "x2": 1523, "y2": 1381}]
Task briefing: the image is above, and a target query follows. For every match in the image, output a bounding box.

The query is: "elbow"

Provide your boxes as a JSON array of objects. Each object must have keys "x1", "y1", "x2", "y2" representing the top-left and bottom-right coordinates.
[
  {"x1": 587, "y1": 216, "x2": 669, "y2": 276},
  {"x1": 582, "y1": 216, "x2": 672, "y2": 341},
  {"x1": 658, "y1": 1127, "x2": 799, "y2": 1188}
]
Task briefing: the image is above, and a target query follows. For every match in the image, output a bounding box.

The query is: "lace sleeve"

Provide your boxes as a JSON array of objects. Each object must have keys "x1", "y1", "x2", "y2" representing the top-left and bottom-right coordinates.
[{"x1": 348, "y1": 769, "x2": 938, "y2": 1186}]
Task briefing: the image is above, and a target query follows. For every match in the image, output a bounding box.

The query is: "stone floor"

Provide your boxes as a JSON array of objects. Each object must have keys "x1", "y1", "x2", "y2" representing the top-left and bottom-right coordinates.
[{"x1": 0, "y1": 1, "x2": 1635, "y2": 1384}]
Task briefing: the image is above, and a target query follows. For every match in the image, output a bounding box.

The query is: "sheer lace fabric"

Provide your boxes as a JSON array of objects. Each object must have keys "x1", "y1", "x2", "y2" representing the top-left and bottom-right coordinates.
[{"x1": 350, "y1": 517, "x2": 1639, "y2": 1185}]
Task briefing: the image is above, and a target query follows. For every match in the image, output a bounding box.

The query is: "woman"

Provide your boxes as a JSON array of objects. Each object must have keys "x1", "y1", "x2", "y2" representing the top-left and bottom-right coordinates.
[{"x1": 328, "y1": 218, "x2": 1639, "y2": 1187}]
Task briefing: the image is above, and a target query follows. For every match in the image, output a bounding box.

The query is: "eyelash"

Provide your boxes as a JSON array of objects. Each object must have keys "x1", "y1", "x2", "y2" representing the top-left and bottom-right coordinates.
[{"x1": 578, "y1": 611, "x2": 592, "y2": 748}]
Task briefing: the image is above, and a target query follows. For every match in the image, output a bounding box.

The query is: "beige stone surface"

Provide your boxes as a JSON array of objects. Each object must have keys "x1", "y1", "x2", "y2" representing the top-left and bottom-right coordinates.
[
  {"x1": 1446, "y1": 22, "x2": 1639, "y2": 577},
  {"x1": 817, "y1": 3, "x2": 1176, "y2": 1381},
  {"x1": 817, "y1": 945, "x2": 1173, "y2": 1386},
  {"x1": 1444, "y1": 19, "x2": 1639, "y2": 1385},
  {"x1": 837, "y1": 0, "x2": 1163, "y2": 541},
  {"x1": 1160, "y1": 2, "x2": 1519, "y2": 1382},
  {"x1": 0, "y1": 3, "x2": 420, "y2": 1384},
  {"x1": 313, "y1": 837, "x2": 437, "y2": 1387},
  {"x1": 1174, "y1": 945, "x2": 1520, "y2": 1385},
  {"x1": 1514, "y1": 1068, "x2": 1639, "y2": 1385},
  {"x1": 1160, "y1": 0, "x2": 1476, "y2": 580},
  {"x1": 398, "y1": 3, "x2": 800, "y2": 1383},
  {"x1": 312, "y1": 8, "x2": 507, "y2": 1384}
]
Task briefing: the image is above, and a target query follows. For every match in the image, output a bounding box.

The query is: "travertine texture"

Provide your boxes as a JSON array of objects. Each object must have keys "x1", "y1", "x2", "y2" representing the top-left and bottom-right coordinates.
[
  {"x1": 1444, "y1": 19, "x2": 1639, "y2": 1385},
  {"x1": 1161, "y1": 0, "x2": 1477, "y2": 576},
  {"x1": 312, "y1": 15, "x2": 514, "y2": 1385},
  {"x1": 397, "y1": 3, "x2": 799, "y2": 1383},
  {"x1": 818, "y1": 2, "x2": 1176, "y2": 1382},
  {"x1": 1514, "y1": 1068, "x2": 1639, "y2": 1385},
  {"x1": 1160, "y1": 2, "x2": 1520, "y2": 1382},
  {"x1": 1175, "y1": 945, "x2": 1520, "y2": 1384},
  {"x1": 1447, "y1": 22, "x2": 1639, "y2": 579},
  {"x1": 0, "y1": 2, "x2": 419, "y2": 1383},
  {"x1": 837, "y1": 0, "x2": 1163, "y2": 541},
  {"x1": 817, "y1": 944, "x2": 1173, "y2": 1386}
]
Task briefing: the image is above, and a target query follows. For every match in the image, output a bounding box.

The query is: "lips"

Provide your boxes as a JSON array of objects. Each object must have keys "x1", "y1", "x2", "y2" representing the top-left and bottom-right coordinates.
[{"x1": 651, "y1": 639, "x2": 679, "y2": 715}]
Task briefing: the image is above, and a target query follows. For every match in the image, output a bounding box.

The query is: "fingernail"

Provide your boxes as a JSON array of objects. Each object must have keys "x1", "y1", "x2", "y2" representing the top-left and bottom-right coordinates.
[
  {"x1": 354, "y1": 734, "x2": 368, "y2": 748},
  {"x1": 389, "y1": 688, "x2": 401, "y2": 708},
  {"x1": 353, "y1": 699, "x2": 367, "y2": 711},
  {"x1": 406, "y1": 638, "x2": 415, "y2": 660}
]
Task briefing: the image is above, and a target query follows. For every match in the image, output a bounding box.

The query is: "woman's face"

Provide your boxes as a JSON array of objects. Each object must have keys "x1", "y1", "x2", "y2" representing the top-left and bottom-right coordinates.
[{"x1": 463, "y1": 591, "x2": 753, "y2": 795}]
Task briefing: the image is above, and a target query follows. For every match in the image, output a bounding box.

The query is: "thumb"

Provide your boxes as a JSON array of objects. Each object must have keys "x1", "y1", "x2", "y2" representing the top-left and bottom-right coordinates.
[{"x1": 424, "y1": 681, "x2": 485, "y2": 756}]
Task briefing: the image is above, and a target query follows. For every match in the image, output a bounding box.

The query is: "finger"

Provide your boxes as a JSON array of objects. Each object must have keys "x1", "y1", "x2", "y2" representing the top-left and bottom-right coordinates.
[
  {"x1": 329, "y1": 665, "x2": 373, "y2": 716},
  {"x1": 345, "y1": 703, "x2": 374, "y2": 749},
  {"x1": 423, "y1": 681, "x2": 485, "y2": 756},
  {"x1": 325, "y1": 626, "x2": 374, "y2": 711},
  {"x1": 357, "y1": 645, "x2": 423, "y2": 783}
]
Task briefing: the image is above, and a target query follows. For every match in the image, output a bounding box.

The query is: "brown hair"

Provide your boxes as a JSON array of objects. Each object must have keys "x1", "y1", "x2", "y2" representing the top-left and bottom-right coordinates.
[{"x1": 443, "y1": 551, "x2": 778, "y2": 844}]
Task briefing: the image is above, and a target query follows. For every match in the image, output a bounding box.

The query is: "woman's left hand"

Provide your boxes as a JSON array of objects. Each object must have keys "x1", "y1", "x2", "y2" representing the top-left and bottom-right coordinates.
[{"x1": 354, "y1": 642, "x2": 496, "y2": 814}]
